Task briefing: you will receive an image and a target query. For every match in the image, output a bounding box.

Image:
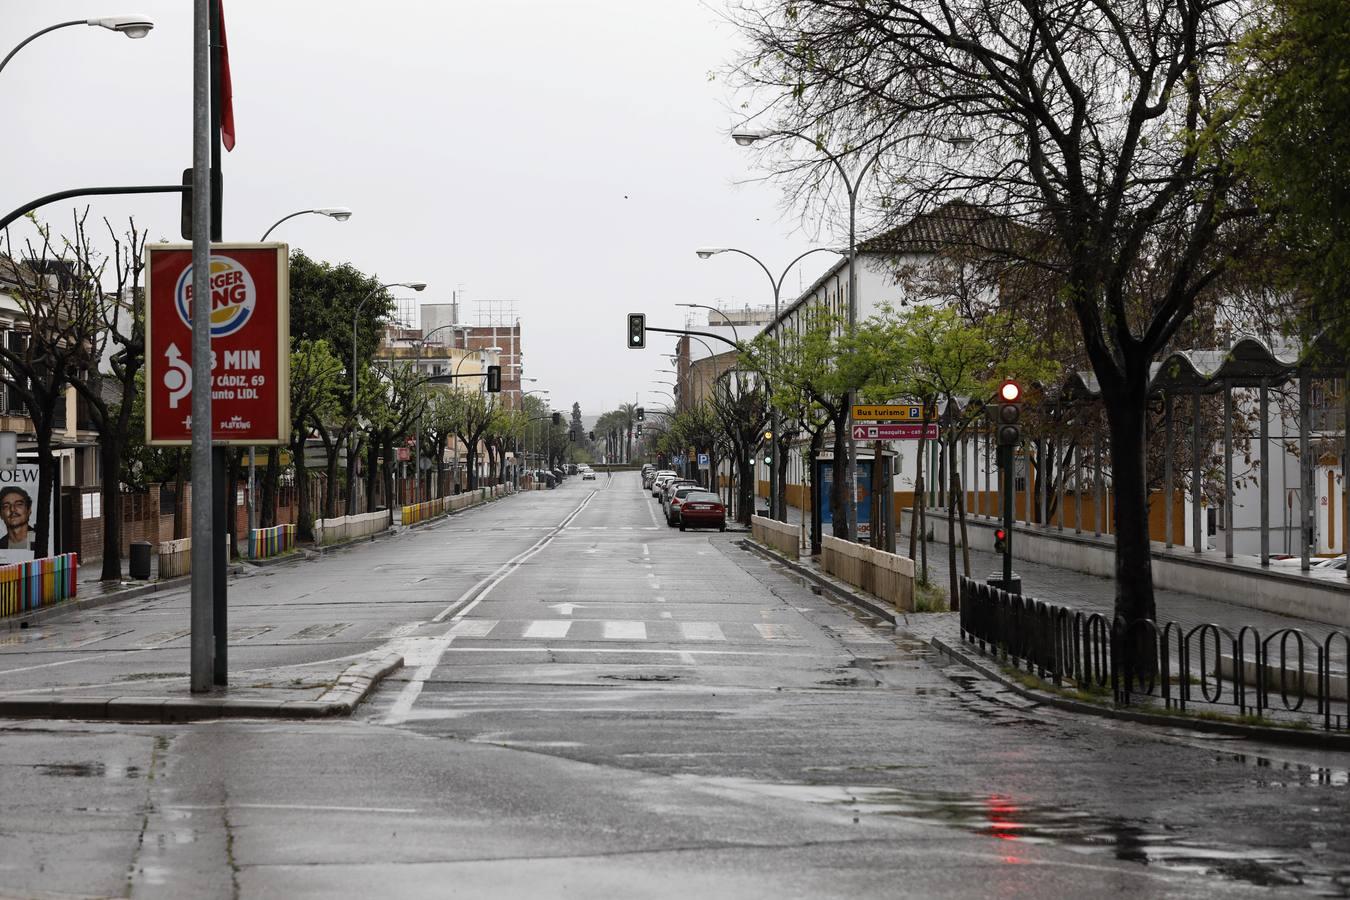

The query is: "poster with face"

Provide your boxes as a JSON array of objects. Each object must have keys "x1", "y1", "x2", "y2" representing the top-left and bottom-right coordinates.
[{"x1": 0, "y1": 463, "x2": 54, "y2": 564}]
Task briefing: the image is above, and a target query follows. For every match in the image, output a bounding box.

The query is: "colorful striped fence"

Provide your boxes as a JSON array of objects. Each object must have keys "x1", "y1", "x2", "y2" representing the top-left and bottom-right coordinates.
[
  {"x1": 0, "y1": 553, "x2": 79, "y2": 618},
  {"x1": 248, "y1": 523, "x2": 297, "y2": 560},
  {"x1": 400, "y1": 497, "x2": 448, "y2": 526}
]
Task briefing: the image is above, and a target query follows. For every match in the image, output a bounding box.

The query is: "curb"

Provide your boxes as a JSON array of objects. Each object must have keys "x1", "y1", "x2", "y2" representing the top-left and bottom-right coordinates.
[
  {"x1": 927, "y1": 633, "x2": 1350, "y2": 751},
  {"x1": 739, "y1": 539, "x2": 898, "y2": 625},
  {"x1": 0, "y1": 653, "x2": 405, "y2": 724}
]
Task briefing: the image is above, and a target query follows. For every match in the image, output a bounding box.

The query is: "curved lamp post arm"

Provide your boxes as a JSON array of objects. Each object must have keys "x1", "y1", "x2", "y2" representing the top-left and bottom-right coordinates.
[
  {"x1": 0, "y1": 184, "x2": 183, "y2": 233},
  {"x1": 0, "y1": 20, "x2": 84, "y2": 76},
  {"x1": 260, "y1": 210, "x2": 311, "y2": 242}
]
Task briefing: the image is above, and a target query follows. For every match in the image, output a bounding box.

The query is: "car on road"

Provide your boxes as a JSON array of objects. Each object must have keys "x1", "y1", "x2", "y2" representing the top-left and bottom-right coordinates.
[
  {"x1": 660, "y1": 478, "x2": 701, "y2": 511},
  {"x1": 581, "y1": 469, "x2": 596, "y2": 480},
  {"x1": 664, "y1": 484, "x2": 707, "y2": 526},
  {"x1": 651, "y1": 471, "x2": 678, "y2": 497},
  {"x1": 676, "y1": 491, "x2": 726, "y2": 531}
]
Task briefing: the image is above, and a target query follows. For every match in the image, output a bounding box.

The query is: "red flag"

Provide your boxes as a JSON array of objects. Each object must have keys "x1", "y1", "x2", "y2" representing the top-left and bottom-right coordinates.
[{"x1": 219, "y1": 1, "x2": 236, "y2": 151}]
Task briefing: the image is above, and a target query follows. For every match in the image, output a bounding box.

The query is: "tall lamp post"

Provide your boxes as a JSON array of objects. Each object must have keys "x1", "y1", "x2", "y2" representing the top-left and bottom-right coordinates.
[
  {"x1": 731, "y1": 127, "x2": 973, "y2": 540},
  {"x1": 523, "y1": 389, "x2": 549, "y2": 481},
  {"x1": 0, "y1": 16, "x2": 153, "y2": 76},
  {"x1": 260, "y1": 207, "x2": 352, "y2": 241},
  {"x1": 350, "y1": 281, "x2": 425, "y2": 512},
  {"x1": 696, "y1": 246, "x2": 840, "y2": 521},
  {"x1": 409, "y1": 322, "x2": 463, "y2": 502},
  {"x1": 249, "y1": 207, "x2": 352, "y2": 531}
]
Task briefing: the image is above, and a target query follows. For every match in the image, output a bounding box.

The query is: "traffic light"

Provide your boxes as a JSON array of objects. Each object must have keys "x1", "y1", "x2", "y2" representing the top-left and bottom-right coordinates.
[
  {"x1": 996, "y1": 379, "x2": 1022, "y2": 447},
  {"x1": 637, "y1": 407, "x2": 645, "y2": 421},
  {"x1": 636, "y1": 424, "x2": 643, "y2": 438},
  {"x1": 486, "y1": 365, "x2": 502, "y2": 393},
  {"x1": 627, "y1": 313, "x2": 646, "y2": 349},
  {"x1": 552, "y1": 411, "x2": 562, "y2": 426},
  {"x1": 994, "y1": 527, "x2": 1008, "y2": 554}
]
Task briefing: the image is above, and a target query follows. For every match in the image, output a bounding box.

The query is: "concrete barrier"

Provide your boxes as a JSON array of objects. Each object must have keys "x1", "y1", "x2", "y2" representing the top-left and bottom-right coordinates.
[
  {"x1": 821, "y1": 536, "x2": 916, "y2": 613},
  {"x1": 751, "y1": 516, "x2": 800, "y2": 560},
  {"x1": 315, "y1": 510, "x2": 391, "y2": 546}
]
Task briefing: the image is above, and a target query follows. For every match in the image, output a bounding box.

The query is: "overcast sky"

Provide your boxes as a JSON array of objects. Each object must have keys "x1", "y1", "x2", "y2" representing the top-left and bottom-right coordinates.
[{"x1": 1, "y1": 1, "x2": 837, "y2": 415}]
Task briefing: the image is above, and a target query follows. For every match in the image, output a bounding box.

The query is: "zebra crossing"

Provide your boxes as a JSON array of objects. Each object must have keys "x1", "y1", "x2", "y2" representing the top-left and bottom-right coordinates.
[{"x1": 445, "y1": 618, "x2": 808, "y2": 644}]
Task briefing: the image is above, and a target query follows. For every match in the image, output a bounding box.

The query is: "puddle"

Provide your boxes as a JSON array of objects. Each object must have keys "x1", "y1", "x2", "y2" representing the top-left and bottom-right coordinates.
[
  {"x1": 1217, "y1": 752, "x2": 1350, "y2": 788},
  {"x1": 686, "y1": 776, "x2": 1349, "y2": 893}
]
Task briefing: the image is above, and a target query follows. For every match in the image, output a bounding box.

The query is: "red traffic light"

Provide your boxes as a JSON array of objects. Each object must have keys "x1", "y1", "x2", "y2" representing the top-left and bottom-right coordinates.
[
  {"x1": 994, "y1": 528, "x2": 1006, "y2": 540},
  {"x1": 999, "y1": 380, "x2": 1021, "y2": 403}
]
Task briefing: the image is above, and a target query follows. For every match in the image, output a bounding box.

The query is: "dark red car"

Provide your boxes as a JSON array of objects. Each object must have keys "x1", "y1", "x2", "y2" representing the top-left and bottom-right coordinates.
[{"x1": 677, "y1": 491, "x2": 726, "y2": 532}]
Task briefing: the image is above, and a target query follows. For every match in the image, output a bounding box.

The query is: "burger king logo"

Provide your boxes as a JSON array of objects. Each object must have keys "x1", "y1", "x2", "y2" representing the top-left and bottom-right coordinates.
[{"x1": 175, "y1": 255, "x2": 257, "y2": 337}]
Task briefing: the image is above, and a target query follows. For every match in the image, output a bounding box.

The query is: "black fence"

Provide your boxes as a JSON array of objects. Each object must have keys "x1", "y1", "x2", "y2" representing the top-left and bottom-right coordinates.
[{"x1": 958, "y1": 577, "x2": 1350, "y2": 731}]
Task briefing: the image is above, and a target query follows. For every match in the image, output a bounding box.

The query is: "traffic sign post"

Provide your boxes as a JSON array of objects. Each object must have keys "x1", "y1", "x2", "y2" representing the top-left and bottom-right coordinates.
[{"x1": 850, "y1": 423, "x2": 939, "y2": 441}]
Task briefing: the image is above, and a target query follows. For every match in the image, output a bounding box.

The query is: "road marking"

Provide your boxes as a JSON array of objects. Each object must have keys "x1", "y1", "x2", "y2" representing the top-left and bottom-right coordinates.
[
  {"x1": 386, "y1": 491, "x2": 597, "y2": 725},
  {"x1": 285, "y1": 623, "x2": 351, "y2": 641},
  {"x1": 659, "y1": 611, "x2": 673, "y2": 619},
  {"x1": 167, "y1": 803, "x2": 419, "y2": 815},
  {"x1": 602, "y1": 621, "x2": 646, "y2": 641},
  {"x1": 755, "y1": 624, "x2": 801, "y2": 641},
  {"x1": 448, "y1": 619, "x2": 497, "y2": 638},
  {"x1": 442, "y1": 647, "x2": 801, "y2": 657},
  {"x1": 524, "y1": 620, "x2": 572, "y2": 639},
  {"x1": 681, "y1": 622, "x2": 725, "y2": 642},
  {"x1": 642, "y1": 543, "x2": 650, "y2": 557}
]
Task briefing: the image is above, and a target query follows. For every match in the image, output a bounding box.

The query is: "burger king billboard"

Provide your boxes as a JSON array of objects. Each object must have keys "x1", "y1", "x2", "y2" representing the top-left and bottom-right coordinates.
[{"x1": 145, "y1": 243, "x2": 290, "y2": 445}]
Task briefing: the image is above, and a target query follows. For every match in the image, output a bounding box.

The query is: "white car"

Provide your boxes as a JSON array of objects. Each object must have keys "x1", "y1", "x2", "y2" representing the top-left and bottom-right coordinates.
[{"x1": 581, "y1": 470, "x2": 596, "y2": 480}]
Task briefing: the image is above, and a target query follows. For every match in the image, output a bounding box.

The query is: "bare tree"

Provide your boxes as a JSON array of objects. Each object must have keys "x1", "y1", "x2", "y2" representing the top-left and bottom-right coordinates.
[{"x1": 732, "y1": 0, "x2": 1265, "y2": 631}]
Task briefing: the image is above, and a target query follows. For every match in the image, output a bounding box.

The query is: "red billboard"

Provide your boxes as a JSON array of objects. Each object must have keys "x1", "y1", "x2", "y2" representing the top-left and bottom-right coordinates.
[{"x1": 145, "y1": 243, "x2": 290, "y2": 445}]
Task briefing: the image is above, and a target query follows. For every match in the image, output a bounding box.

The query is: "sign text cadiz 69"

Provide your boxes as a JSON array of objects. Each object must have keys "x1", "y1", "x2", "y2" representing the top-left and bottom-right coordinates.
[{"x1": 145, "y1": 243, "x2": 290, "y2": 446}]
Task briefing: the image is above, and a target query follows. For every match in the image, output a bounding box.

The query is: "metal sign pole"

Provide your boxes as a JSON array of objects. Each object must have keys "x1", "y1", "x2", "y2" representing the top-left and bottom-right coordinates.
[{"x1": 189, "y1": 0, "x2": 215, "y2": 693}]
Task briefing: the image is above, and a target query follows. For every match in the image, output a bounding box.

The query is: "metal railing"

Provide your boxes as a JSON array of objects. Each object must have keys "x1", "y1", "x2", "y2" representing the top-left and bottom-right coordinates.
[{"x1": 958, "y1": 577, "x2": 1350, "y2": 731}]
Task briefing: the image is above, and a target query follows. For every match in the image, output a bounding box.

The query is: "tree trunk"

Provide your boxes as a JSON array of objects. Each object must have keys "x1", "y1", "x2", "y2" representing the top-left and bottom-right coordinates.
[
  {"x1": 261, "y1": 450, "x2": 279, "y2": 528},
  {"x1": 774, "y1": 436, "x2": 790, "y2": 521},
  {"x1": 1104, "y1": 390, "x2": 1156, "y2": 624},
  {"x1": 910, "y1": 435, "x2": 926, "y2": 560},
  {"x1": 98, "y1": 429, "x2": 123, "y2": 580},
  {"x1": 948, "y1": 438, "x2": 960, "y2": 612},
  {"x1": 346, "y1": 432, "x2": 362, "y2": 515},
  {"x1": 323, "y1": 436, "x2": 340, "y2": 520},
  {"x1": 293, "y1": 435, "x2": 314, "y2": 541},
  {"x1": 956, "y1": 471, "x2": 971, "y2": 578},
  {"x1": 174, "y1": 449, "x2": 188, "y2": 539},
  {"x1": 366, "y1": 435, "x2": 379, "y2": 511},
  {"x1": 829, "y1": 411, "x2": 849, "y2": 539},
  {"x1": 736, "y1": 450, "x2": 754, "y2": 525},
  {"x1": 381, "y1": 432, "x2": 396, "y2": 508},
  {"x1": 33, "y1": 427, "x2": 54, "y2": 558}
]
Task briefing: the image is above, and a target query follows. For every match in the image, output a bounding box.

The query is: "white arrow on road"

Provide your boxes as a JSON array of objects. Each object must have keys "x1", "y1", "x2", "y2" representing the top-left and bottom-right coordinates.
[{"x1": 550, "y1": 603, "x2": 589, "y2": 616}]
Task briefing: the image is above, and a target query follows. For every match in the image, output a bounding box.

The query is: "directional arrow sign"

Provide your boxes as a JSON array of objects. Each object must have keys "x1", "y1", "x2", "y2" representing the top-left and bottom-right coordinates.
[{"x1": 851, "y1": 423, "x2": 940, "y2": 441}]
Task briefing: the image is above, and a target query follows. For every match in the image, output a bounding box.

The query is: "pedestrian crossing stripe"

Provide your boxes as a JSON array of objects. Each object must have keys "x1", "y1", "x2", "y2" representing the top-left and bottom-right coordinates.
[{"x1": 443, "y1": 619, "x2": 807, "y2": 644}]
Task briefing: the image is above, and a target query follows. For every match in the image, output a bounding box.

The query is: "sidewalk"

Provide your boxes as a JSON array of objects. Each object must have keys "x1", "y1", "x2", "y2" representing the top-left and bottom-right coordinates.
[
  {"x1": 0, "y1": 487, "x2": 525, "y2": 722},
  {"x1": 775, "y1": 499, "x2": 1345, "y2": 642}
]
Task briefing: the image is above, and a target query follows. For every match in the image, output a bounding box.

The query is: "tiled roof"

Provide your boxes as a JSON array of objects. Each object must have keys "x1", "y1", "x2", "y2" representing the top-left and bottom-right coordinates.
[{"x1": 856, "y1": 200, "x2": 1029, "y2": 256}]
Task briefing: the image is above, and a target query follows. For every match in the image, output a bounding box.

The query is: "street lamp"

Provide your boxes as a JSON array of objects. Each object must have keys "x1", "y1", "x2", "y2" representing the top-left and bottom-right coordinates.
[
  {"x1": 349, "y1": 281, "x2": 425, "y2": 511},
  {"x1": 523, "y1": 389, "x2": 550, "y2": 477},
  {"x1": 260, "y1": 207, "x2": 352, "y2": 241},
  {"x1": 732, "y1": 126, "x2": 974, "y2": 541},
  {"x1": 1, "y1": 16, "x2": 154, "y2": 76},
  {"x1": 697, "y1": 245, "x2": 840, "y2": 521}
]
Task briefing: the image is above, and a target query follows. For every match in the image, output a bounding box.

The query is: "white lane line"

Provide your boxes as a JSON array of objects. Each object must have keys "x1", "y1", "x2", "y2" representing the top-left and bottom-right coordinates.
[
  {"x1": 385, "y1": 491, "x2": 597, "y2": 725},
  {"x1": 602, "y1": 621, "x2": 646, "y2": 641},
  {"x1": 168, "y1": 804, "x2": 419, "y2": 815},
  {"x1": 442, "y1": 647, "x2": 802, "y2": 656},
  {"x1": 646, "y1": 497, "x2": 661, "y2": 527},
  {"x1": 524, "y1": 620, "x2": 572, "y2": 639},
  {"x1": 680, "y1": 622, "x2": 725, "y2": 642},
  {"x1": 755, "y1": 623, "x2": 801, "y2": 641},
  {"x1": 642, "y1": 543, "x2": 650, "y2": 557},
  {"x1": 448, "y1": 620, "x2": 497, "y2": 638},
  {"x1": 679, "y1": 651, "x2": 698, "y2": 666},
  {"x1": 659, "y1": 611, "x2": 673, "y2": 619}
]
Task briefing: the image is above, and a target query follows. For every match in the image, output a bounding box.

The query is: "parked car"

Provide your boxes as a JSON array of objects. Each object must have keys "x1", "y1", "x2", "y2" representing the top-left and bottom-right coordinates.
[
  {"x1": 661, "y1": 479, "x2": 701, "y2": 511},
  {"x1": 677, "y1": 491, "x2": 726, "y2": 531},
  {"x1": 651, "y1": 471, "x2": 678, "y2": 497},
  {"x1": 665, "y1": 484, "x2": 706, "y2": 526}
]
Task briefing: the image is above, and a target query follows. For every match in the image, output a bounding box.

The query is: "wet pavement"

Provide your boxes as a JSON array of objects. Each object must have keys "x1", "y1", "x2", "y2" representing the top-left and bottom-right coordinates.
[{"x1": 0, "y1": 472, "x2": 1347, "y2": 897}]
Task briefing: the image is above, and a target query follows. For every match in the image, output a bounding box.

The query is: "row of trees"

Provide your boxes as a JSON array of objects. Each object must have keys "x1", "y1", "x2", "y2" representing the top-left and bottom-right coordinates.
[
  {"x1": 723, "y1": 0, "x2": 1347, "y2": 635},
  {"x1": 0, "y1": 218, "x2": 541, "y2": 578}
]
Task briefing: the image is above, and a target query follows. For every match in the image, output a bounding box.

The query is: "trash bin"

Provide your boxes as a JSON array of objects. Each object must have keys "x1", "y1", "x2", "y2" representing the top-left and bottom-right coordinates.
[{"x1": 129, "y1": 541, "x2": 152, "y2": 580}]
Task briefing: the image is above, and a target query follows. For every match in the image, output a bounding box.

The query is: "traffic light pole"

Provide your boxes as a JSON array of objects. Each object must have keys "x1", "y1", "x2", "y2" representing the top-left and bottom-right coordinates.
[{"x1": 1001, "y1": 443, "x2": 1014, "y2": 586}]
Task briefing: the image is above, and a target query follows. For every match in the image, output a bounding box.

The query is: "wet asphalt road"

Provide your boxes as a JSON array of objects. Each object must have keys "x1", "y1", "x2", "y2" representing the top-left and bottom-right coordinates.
[{"x1": 0, "y1": 471, "x2": 1348, "y2": 898}]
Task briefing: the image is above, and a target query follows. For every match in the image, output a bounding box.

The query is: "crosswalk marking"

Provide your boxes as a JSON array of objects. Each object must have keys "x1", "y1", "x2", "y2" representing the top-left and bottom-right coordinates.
[
  {"x1": 524, "y1": 620, "x2": 572, "y2": 639},
  {"x1": 603, "y1": 621, "x2": 646, "y2": 640},
  {"x1": 680, "y1": 622, "x2": 725, "y2": 642},
  {"x1": 754, "y1": 623, "x2": 801, "y2": 641},
  {"x1": 448, "y1": 619, "x2": 497, "y2": 638}
]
